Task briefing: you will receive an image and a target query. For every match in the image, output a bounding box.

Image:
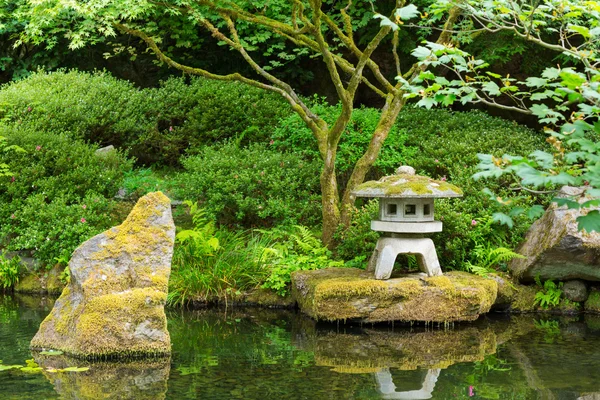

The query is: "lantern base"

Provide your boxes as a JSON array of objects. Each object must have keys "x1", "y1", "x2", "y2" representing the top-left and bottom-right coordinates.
[
  {"x1": 371, "y1": 220, "x2": 442, "y2": 234},
  {"x1": 368, "y1": 237, "x2": 442, "y2": 279}
]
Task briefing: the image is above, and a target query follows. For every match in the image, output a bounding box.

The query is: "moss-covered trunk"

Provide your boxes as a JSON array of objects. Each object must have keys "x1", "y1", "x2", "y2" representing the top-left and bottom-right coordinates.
[
  {"x1": 320, "y1": 145, "x2": 341, "y2": 248},
  {"x1": 339, "y1": 95, "x2": 406, "y2": 227}
]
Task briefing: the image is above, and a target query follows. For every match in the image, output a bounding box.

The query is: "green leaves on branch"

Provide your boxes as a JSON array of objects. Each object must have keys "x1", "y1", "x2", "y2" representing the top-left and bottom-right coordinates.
[{"x1": 375, "y1": 4, "x2": 421, "y2": 31}]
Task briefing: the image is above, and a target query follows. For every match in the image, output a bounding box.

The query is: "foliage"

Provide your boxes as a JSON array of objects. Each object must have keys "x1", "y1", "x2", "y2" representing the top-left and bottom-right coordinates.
[
  {"x1": 168, "y1": 203, "x2": 273, "y2": 306},
  {"x1": 334, "y1": 108, "x2": 546, "y2": 269},
  {"x1": 464, "y1": 244, "x2": 524, "y2": 277},
  {"x1": 0, "y1": 71, "x2": 291, "y2": 165},
  {"x1": 121, "y1": 168, "x2": 170, "y2": 201},
  {"x1": 534, "y1": 275, "x2": 563, "y2": 309},
  {"x1": 272, "y1": 101, "x2": 416, "y2": 185},
  {"x1": 0, "y1": 252, "x2": 20, "y2": 289},
  {"x1": 396, "y1": 0, "x2": 600, "y2": 232},
  {"x1": 259, "y1": 226, "x2": 344, "y2": 296},
  {"x1": 0, "y1": 125, "x2": 132, "y2": 266},
  {"x1": 175, "y1": 142, "x2": 322, "y2": 228},
  {"x1": 0, "y1": 135, "x2": 25, "y2": 177}
]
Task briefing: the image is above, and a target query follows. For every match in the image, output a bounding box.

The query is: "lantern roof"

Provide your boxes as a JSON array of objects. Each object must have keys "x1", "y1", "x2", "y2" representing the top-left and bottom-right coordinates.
[{"x1": 352, "y1": 166, "x2": 463, "y2": 199}]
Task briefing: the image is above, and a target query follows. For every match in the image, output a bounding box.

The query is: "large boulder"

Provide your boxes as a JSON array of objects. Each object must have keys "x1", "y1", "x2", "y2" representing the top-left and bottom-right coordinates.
[
  {"x1": 510, "y1": 190, "x2": 600, "y2": 282},
  {"x1": 30, "y1": 192, "x2": 175, "y2": 359},
  {"x1": 291, "y1": 268, "x2": 497, "y2": 323}
]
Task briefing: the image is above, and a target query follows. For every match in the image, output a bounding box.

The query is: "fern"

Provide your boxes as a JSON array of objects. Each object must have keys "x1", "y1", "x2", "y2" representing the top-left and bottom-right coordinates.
[
  {"x1": 466, "y1": 244, "x2": 524, "y2": 277},
  {"x1": 533, "y1": 275, "x2": 563, "y2": 309}
]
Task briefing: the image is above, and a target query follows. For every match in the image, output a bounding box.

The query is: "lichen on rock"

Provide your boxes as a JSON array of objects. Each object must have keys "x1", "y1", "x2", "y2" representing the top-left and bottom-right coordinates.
[
  {"x1": 291, "y1": 268, "x2": 497, "y2": 323},
  {"x1": 30, "y1": 192, "x2": 175, "y2": 359}
]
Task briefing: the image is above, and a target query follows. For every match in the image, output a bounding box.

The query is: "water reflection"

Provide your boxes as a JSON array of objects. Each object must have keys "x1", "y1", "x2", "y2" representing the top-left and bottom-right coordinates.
[
  {"x1": 375, "y1": 368, "x2": 440, "y2": 400},
  {"x1": 32, "y1": 353, "x2": 170, "y2": 400},
  {"x1": 6, "y1": 293, "x2": 600, "y2": 399}
]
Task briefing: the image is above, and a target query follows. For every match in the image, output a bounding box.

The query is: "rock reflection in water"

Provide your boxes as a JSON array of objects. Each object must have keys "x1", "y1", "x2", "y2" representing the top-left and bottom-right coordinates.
[
  {"x1": 292, "y1": 316, "x2": 537, "y2": 399},
  {"x1": 33, "y1": 353, "x2": 170, "y2": 400}
]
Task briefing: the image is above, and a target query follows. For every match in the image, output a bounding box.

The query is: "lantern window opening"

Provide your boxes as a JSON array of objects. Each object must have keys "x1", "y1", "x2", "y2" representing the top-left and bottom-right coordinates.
[
  {"x1": 404, "y1": 204, "x2": 417, "y2": 216},
  {"x1": 423, "y1": 203, "x2": 431, "y2": 216},
  {"x1": 387, "y1": 203, "x2": 398, "y2": 216}
]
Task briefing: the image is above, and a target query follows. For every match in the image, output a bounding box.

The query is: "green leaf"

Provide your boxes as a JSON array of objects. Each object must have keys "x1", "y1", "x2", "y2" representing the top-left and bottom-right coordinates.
[
  {"x1": 395, "y1": 4, "x2": 419, "y2": 20},
  {"x1": 577, "y1": 210, "x2": 600, "y2": 233},
  {"x1": 412, "y1": 46, "x2": 431, "y2": 59},
  {"x1": 527, "y1": 205, "x2": 545, "y2": 219},
  {"x1": 492, "y1": 212, "x2": 514, "y2": 228},
  {"x1": 482, "y1": 81, "x2": 501, "y2": 96},
  {"x1": 374, "y1": 14, "x2": 398, "y2": 31},
  {"x1": 554, "y1": 198, "x2": 581, "y2": 209}
]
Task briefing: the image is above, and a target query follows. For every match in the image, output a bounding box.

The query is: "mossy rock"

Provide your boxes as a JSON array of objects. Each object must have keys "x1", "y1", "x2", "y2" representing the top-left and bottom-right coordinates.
[
  {"x1": 14, "y1": 273, "x2": 44, "y2": 293},
  {"x1": 14, "y1": 264, "x2": 66, "y2": 295},
  {"x1": 30, "y1": 192, "x2": 175, "y2": 359},
  {"x1": 291, "y1": 268, "x2": 497, "y2": 323},
  {"x1": 33, "y1": 353, "x2": 170, "y2": 400},
  {"x1": 585, "y1": 288, "x2": 600, "y2": 313}
]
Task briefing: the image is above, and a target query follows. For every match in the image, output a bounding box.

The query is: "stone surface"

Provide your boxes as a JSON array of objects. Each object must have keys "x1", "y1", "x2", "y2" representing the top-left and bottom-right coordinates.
[
  {"x1": 30, "y1": 192, "x2": 175, "y2": 359},
  {"x1": 509, "y1": 201, "x2": 600, "y2": 282},
  {"x1": 489, "y1": 273, "x2": 518, "y2": 311},
  {"x1": 291, "y1": 268, "x2": 497, "y2": 323},
  {"x1": 34, "y1": 353, "x2": 170, "y2": 400},
  {"x1": 370, "y1": 220, "x2": 442, "y2": 233},
  {"x1": 352, "y1": 173, "x2": 463, "y2": 199},
  {"x1": 368, "y1": 237, "x2": 442, "y2": 278},
  {"x1": 95, "y1": 145, "x2": 115, "y2": 155},
  {"x1": 563, "y1": 280, "x2": 589, "y2": 302}
]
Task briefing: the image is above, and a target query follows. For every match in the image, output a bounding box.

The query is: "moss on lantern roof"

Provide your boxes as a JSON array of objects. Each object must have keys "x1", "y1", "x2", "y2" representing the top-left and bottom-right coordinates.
[{"x1": 352, "y1": 173, "x2": 463, "y2": 198}]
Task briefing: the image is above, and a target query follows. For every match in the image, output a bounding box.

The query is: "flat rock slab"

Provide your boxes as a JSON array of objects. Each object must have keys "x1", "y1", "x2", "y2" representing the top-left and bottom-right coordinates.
[{"x1": 291, "y1": 268, "x2": 497, "y2": 323}]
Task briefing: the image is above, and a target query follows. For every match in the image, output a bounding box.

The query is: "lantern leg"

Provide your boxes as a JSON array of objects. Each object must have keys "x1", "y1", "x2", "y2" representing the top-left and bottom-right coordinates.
[{"x1": 369, "y1": 237, "x2": 443, "y2": 279}]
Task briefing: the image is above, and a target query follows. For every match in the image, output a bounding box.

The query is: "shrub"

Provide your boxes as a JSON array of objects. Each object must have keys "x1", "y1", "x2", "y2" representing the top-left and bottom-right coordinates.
[
  {"x1": 0, "y1": 70, "x2": 291, "y2": 165},
  {"x1": 0, "y1": 125, "x2": 133, "y2": 266},
  {"x1": 335, "y1": 107, "x2": 548, "y2": 270},
  {"x1": 0, "y1": 252, "x2": 21, "y2": 290},
  {"x1": 175, "y1": 142, "x2": 322, "y2": 228}
]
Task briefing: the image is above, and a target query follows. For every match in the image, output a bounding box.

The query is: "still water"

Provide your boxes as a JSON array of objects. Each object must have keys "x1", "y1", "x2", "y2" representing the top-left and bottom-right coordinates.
[{"x1": 2, "y1": 293, "x2": 600, "y2": 399}]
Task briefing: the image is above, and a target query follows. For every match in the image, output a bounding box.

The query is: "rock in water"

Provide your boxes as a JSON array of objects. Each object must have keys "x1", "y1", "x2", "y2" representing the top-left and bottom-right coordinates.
[
  {"x1": 30, "y1": 192, "x2": 175, "y2": 359},
  {"x1": 510, "y1": 200, "x2": 600, "y2": 282}
]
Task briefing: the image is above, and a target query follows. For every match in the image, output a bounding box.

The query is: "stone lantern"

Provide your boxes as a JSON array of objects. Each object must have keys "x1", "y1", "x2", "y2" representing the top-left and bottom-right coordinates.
[{"x1": 352, "y1": 166, "x2": 462, "y2": 279}]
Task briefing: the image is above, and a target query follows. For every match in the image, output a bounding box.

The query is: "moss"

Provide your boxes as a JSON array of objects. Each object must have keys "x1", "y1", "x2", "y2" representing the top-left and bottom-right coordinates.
[
  {"x1": 585, "y1": 289, "x2": 600, "y2": 313},
  {"x1": 509, "y1": 285, "x2": 538, "y2": 312},
  {"x1": 353, "y1": 174, "x2": 463, "y2": 197},
  {"x1": 90, "y1": 192, "x2": 173, "y2": 265},
  {"x1": 14, "y1": 273, "x2": 44, "y2": 293},
  {"x1": 292, "y1": 268, "x2": 497, "y2": 323},
  {"x1": 311, "y1": 327, "x2": 496, "y2": 372}
]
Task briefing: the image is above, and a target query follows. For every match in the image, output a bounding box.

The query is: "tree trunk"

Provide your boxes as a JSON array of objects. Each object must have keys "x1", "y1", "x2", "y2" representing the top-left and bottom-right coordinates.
[
  {"x1": 320, "y1": 145, "x2": 341, "y2": 248},
  {"x1": 340, "y1": 95, "x2": 406, "y2": 227}
]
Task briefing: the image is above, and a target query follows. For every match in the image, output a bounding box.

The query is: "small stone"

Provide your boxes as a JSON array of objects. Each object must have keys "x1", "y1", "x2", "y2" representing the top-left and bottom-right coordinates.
[
  {"x1": 95, "y1": 145, "x2": 115, "y2": 155},
  {"x1": 395, "y1": 165, "x2": 416, "y2": 175},
  {"x1": 563, "y1": 280, "x2": 589, "y2": 302},
  {"x1": 30, "y1": 192, "x2": 175, "y2": 359}
]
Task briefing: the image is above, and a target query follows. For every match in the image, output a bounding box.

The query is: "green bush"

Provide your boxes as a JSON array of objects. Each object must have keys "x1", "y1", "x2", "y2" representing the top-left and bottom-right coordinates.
[
  {"x1": 271, "y1": 100, "x2": 417, "y2": 186},
  {"x1": 0, "y1": 126, "x2": 133, "y2": 266},
  {"x1": 0, "y1": 70, "x2": 291, "y2": 165},
  {"x1": 175, "y1": 142, "x2": 322, "y2": 228},
  {"x1": 335, "y1": 107, "x2": 548, "y2": 270}
]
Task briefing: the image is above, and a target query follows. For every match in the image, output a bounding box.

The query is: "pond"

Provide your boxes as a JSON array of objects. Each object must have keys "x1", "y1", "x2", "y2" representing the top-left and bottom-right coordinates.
[{"x1": 2, "y1": 294, "x2": 600, "y2": 399}]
